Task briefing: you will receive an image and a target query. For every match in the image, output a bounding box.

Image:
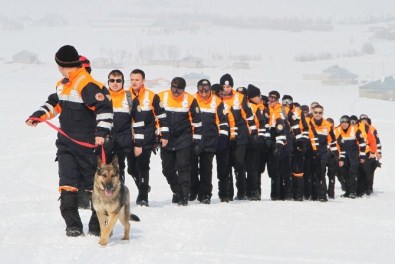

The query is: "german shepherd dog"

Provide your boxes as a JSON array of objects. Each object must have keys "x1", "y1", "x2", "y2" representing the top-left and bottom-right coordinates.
[{"x1": 92, "y1": 155, "x2": 139, "y2": 246}]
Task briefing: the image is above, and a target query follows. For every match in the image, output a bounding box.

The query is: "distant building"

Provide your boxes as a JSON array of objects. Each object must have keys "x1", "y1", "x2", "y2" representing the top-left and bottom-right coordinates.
[
  {"x1": 34, "y1": 14, "x2": 68, "y2": 27},
  {"x1": 178, "y1": 56, "x2": 204, "y2": 68},
  {"x1": 321, "y1": 65, "x2": 358, "y2": 85},
  {"x1": 145, "y1": 78, "x2": 170, "y2": 90},
  {"x1": 12, "y1": 51, "x2": 39, "y2": 64},
  {"x1": 2, "y1": 21, "x2": 24, "y2": 31},
  {"x1": 232, "y1": 62, "x2": 250, "y2": 69},
  {"x1": 359, "y1": 75, "x2": 395, "y2": 101},
  {"x1": 182, "y1": 72, "x2": 210, "y2": 88}
]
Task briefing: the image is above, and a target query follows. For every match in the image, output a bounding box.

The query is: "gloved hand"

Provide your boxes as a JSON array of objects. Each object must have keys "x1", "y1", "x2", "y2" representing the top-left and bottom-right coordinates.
[
  {"x1": 252, "y1": 134, "x2": 259, "y2": 149},
  {"x1": 192, "y1": 141, "x2": 202, "y2": 156},
  {"x1": 265, "y1": 139, "x2": 272, "y2": 150},
  {"x1": 272, "y1": 143, "x2": 283, "y2": 158},
  {"x1": 217, "y1": 134, "x2": 229, "y2": 152},
  {"x1": 295, "y1": 139, "x2": 304, "y2": 152}
]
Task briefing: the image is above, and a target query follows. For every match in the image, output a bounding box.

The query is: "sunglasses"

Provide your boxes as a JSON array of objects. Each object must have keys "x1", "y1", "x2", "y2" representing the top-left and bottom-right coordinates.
[
  {"x1": 109, "y1": 79, "x2": 123, "y2": 83},
  {"x1": 171, "y1": 86, "x2": 184, "y2": 93},
  {"x1": 268, "y1": 96, "x2": 277, "y2": 101},
  {"x1": 313, "y1": 111, "x2": 323, "y2": 115}
]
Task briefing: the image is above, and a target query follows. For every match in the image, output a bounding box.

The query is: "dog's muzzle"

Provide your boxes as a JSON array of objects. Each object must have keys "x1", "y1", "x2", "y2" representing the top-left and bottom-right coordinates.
[{"x1": 104, "y1": 183, "x2": 113, "y2": 197}]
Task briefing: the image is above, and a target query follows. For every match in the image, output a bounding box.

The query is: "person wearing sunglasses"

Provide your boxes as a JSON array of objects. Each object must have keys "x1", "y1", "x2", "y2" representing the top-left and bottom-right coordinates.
[
  {"x1": 157, "y1": 77, "x2": 202, "y2": 206},
  {"x1": 220, "y1": 73, "x2": 257, "y2": 201},
  {"x1": 189, "y1": 79, "x2": 229, "y2": 204},
  {"x1": 26, "y1": 45, "x2": 113, "y2": 237},
  {"x1": 308, "y1": 104, "x2": 338, "y2": 202},
  {"x1": 334, "y1": 115, "x2": 367, "y2": 199},
  {"x1": 126, "y1": 69, "x2": 169, "y2": 207}
]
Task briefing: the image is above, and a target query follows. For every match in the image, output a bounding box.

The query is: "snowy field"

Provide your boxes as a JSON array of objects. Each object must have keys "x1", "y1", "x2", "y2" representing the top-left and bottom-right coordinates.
[{"x1": 1, "y1": 1, "x2": 395, "y2": 263}]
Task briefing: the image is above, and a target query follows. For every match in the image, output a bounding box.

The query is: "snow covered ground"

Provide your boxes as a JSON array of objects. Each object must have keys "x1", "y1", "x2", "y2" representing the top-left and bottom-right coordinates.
[{"x1": 1, "y1": 1, "x2": 395, "y2": 263}]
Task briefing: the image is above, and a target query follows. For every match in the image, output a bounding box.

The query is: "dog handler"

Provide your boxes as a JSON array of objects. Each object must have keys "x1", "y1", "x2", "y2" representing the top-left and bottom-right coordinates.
[{"x1": 25, "y1": 45, "x2": 113, "y2": 237}]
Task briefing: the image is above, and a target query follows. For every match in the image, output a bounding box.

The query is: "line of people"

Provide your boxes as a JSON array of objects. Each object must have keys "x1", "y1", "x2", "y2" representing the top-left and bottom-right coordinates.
[{"x1": 25, "y1": 45, "x2": 383, "y2": 237}]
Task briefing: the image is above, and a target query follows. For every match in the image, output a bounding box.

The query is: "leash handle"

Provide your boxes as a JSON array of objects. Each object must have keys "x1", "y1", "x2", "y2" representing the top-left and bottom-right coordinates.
[{"x1": 28, "y1": 117, "x2": 107, "y2": 163}]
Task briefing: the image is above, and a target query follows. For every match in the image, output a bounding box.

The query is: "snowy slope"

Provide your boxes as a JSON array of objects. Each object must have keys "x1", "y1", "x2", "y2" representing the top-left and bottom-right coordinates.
[{"x1": 1, "y1": 1, "x2": 395, "y2": 263}]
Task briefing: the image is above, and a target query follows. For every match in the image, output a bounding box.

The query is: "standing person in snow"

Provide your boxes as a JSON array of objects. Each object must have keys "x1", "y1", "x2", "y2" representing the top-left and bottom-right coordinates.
[
  {"x1": 129, "y1": 69, "x2": 169, "y2": 206},
  {"x1": 189, "y1": 79, "x2": 229, "y2": 204},
  {"x1": 25, "y1": 45, "x2": 113, "y2": 237},
  {"x1": 157, "y1": 77, "x2": 202, "y2": 206}
]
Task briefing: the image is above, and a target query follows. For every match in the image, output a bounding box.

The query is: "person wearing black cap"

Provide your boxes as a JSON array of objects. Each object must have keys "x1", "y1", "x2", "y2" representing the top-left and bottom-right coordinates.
[
  {"x1": 246, "y1": 84, "x2": 268, "y2": 200},
  {"x1": 220, "y1": 73, "x2": 257, "y2": 200},
  {"x1": 267, "y1": 90, "x2": 288, "y2": 200},
  {"x1": 26, "y1": 45, "x2": 113, "y2": 237},
  {"x1": 157, "y1": 77, "x2": 202, "y2": 206},
  {"x1": 334, "y1": 115, "x2": 367, "y2": 199},
  {"x1": 189, "y1": 79, "x2": 229, "y2": 204}
]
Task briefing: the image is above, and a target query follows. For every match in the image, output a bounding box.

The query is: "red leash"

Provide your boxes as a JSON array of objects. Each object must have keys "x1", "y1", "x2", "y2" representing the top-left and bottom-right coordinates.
[{"x1": 28, "y1": 117, "x2": 107, "y2": 164}]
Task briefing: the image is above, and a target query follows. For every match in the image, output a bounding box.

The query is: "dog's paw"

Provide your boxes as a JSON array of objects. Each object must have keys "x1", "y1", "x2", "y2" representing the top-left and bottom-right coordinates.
[
  {"x1": 121, "y1": 236, "x2": 130, "y2": 241},
  {"x1": 99, "y1": 238, "x2": 109, "y2": 246}
]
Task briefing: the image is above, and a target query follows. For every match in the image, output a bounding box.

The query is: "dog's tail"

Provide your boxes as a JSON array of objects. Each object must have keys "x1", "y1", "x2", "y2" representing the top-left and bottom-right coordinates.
[{"x1": 130, "y1": 214, "x2": 140, "y2": 222}]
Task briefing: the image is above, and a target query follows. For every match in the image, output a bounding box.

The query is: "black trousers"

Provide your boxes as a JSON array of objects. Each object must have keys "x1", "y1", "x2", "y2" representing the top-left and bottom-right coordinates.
[
  {"x1": 161, "y1": 146, "x2": 191, "y2": 197},
  {"x1": 190, "y1": 151, "x2": 215, "y2": 198},
  {"x1": 230, "y1": 142, "x2": 247, "y2": 198},
  {"x1": 245, "y1": 143, "x2": 259, "y2": 196},
  {"x1": 215, "y1": 146, "x2": 231, "y2": 199},
  {"x1": 311, "y1": 152, "x2": 330, "y2": 200},
  {"x1": 127, "y1": 148, "x2": 152, "y2": 194}
]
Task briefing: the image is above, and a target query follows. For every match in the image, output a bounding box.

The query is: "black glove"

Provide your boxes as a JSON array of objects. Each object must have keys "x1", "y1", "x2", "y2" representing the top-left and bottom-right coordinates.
[
  {"x1": 217, "y1": 134, "x2": 229, "y2": 152},
  {"x1": 265, "y1": 139, "x2": 272, "y2": 150},
  {"x1": 272, "y1": 143, "x2": 283, "y2": 158},
  {"x1": 295, "y1": 139, "x2": 304, "y2": 152},
  {"x1": 192, "y1": 141, "x2": 202, "y2": 156},
  {"x1": 252, "y1": 134, "x2": 259, "y2": 149}
]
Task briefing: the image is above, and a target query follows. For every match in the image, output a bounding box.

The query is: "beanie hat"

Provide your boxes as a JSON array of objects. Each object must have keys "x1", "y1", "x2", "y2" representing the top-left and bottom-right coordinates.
[
  {"x1": 210, "y1": 83, "x2": 223, "y2": 94},
  {"x1": 268, "y1": 90, "x2": 280, "y2": 100},
  {"x1": 55, "y1": 45, "x2": 81, "y2": 67},
  {"x1": 79, "y1": 55, "x2": 91, "y2": 73},
  {"x1": 282, "y1": 94, "x2": 293, "y2": 104},
  {"x1": 261, "y1": 95, "x2": 268, "y2": 104},
  {"x1": 359, "y1": 114, "x2": 369, "y2": 121},
  {"x1": 197, "y1": 79, "x2": 211, "y2": 88},
  {"x1": 247, "y1": 84, "x2": 261, "y2": 99},
  {"x1": 236, "y1": 87, "x2": 247, "y2": 95},
  {"x1": 339, "y1": 115, "x2": 350, "y2": 123},
  {"x1": 220, "y1": 73, "x2": 234, "y2": 87},
  {"x1": 301, "y1": 105, "x2": 309, "y2": 113},
  {"x1": 171, "y1": 77, "x2": 186, "y2": 90},
  {"x1": 350, "y1": 115, "x2": 358, "y2": 123}
]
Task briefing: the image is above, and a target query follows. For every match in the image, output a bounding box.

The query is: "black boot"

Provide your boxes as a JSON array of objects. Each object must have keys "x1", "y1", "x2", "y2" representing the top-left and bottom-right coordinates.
[
  {"x1": 77, "y1": 188, "x2": 90, "y2": 210},
  {"x1": 60, "y1": 190, "x2": 83, "y2": 237},
  {"x1": 136, "y1": 191, "x2": 149, "y2": 207},
  {"x1": 88, "y1": 209, "x2": 100, "y2": 236}
]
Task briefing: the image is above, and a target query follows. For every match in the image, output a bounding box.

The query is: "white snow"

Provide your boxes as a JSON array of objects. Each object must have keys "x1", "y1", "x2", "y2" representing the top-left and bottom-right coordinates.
[{"x1": 1, "y1": 1, "x2": 395, "y2": 263}]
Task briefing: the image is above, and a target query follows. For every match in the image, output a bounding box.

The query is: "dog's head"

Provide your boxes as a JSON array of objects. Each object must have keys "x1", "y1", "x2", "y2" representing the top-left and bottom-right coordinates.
[{"x1": 95, "y1": 155, "x2": 120, "y2": 197}]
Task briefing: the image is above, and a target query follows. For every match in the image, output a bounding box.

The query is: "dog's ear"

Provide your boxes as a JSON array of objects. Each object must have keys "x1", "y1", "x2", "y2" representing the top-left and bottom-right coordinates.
[{"x1": 111, "y1": 155, "x2": 119, "y2": 169}]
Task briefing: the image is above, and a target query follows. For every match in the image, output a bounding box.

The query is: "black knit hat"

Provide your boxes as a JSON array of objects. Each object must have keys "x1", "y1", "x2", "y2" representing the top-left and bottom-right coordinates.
[
  {"x1": 220, "y1": 73, "x2": 234, "y2": 87},
  {"x1": 197, "y1": 79, "x2": 211, "y2": 88},
  {"x1": 55, "y1": 45, "x2": 82, "y2": 68},
  {"x1": 282, "y1": 94, "x2": 293, "y2": 102},
  {"x1": 350, "y1": 115, "x2": 358, "y2": 123},
  {"x1": 268, "y1": 90, "x2": 280, "y2": 100},
  {"x1": 171, "y1": 77, "x2": 186, "y2": 90},
  {"x1": 261, "y1": 95, "x2": 268, "y2": 103},
  {"x1": 210, "y1": 83, "x2": 223, "y2": 93},
  {"x1": 237, "y1": 87, "x2": 247, "y2": 95},
  {"x1": 340, "y1": 115, "x2": 350, "y2": 123},
  {"x1": 301, "y1": 105, "x2": 309, "y2": 113},
  {"x1": 247, "y1": 84, "x2": 261, "y2": 99}
]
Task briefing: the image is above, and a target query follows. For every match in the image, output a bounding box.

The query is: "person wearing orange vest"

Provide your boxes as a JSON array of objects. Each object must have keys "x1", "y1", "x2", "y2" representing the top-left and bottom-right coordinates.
[
  {"x1": 267, "y1": 90, "x2": 287, "y2": 200},
  {"x1": 220, "y1": 74, "x2": 257, "y2": 200},
  {"x1": 357, "y1": 114, "x2": 380, "y2": 196},
  {"x1": 157, "y1": 77, "x2": 202, "y2": 206},
  {"x1": 246, "y1": 84, "x2": 268, "y2": 200},
  {"x1": 26, "y1": 45, "x2": 113, "y2": 237},
  {"x1": 326, "y1": 117, "x2": 343, "y2": 197},
  {"x1": 128, "y1": 69, "x2": 169, "y2": 207},
  {"x1": 189, "y1": 79, "x2": 229, "y2": 204},
  {"x1": 335, "y1": 115, "x2": 367, "y2": 199},
  {"x1": 308, "y1": 105, "x2": 338, "y2": 202}
]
